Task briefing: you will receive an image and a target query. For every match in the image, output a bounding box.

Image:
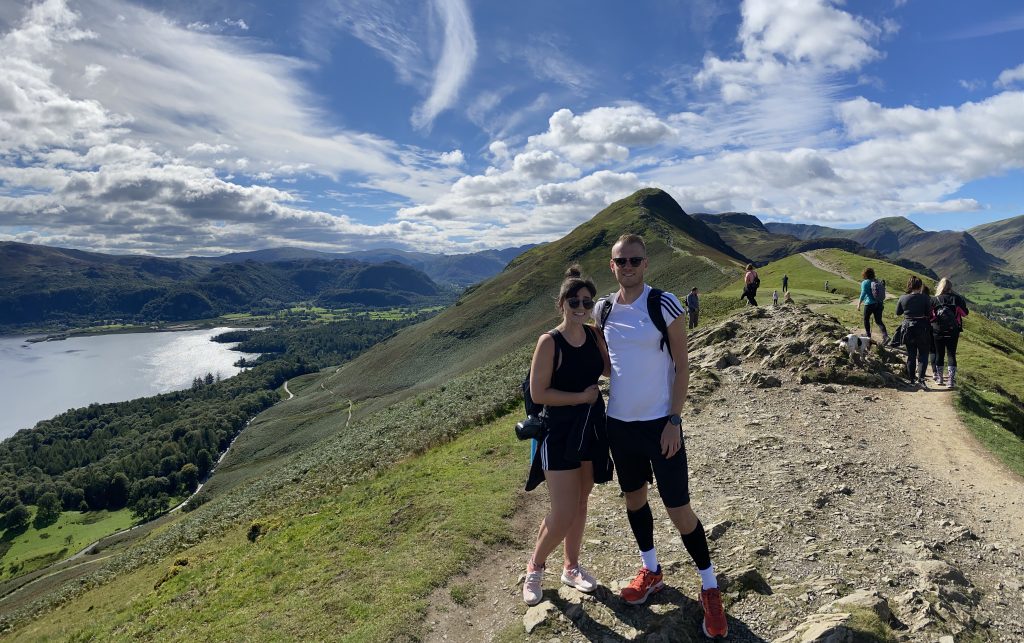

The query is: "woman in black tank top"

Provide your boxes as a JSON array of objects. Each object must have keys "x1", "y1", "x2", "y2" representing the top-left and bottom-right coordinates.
[{"x1": 521, "y1": 265, "x2": 611, "y2": 606}]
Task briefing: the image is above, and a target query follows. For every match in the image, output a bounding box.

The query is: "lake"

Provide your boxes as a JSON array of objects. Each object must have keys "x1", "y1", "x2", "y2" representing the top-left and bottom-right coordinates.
[{"x1": 0, "y1": 328, "x2": 260, "y2": 440}]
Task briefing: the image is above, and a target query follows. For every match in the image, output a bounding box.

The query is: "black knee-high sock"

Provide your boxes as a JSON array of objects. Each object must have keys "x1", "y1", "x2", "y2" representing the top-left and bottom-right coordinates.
[
  {"x1": 626, "y1": 503, "x2": 655, "y2": 553},
  {"x1": 681, "y1": 520, "x2": 711, "y2": 570}
]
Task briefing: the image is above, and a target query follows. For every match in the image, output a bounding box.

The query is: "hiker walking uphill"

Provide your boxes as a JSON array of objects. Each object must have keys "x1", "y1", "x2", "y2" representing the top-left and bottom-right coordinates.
[
  {"x1": 685, "y1": 287, "x2": 700, "y2": 329},
  {"x1": 896, "y1": 276, "x2": 934, "y2": 387},
  {"x1": 930, "y1": 278, "x2": 969, "y2": 388},
  {"x1": 521, "y1": 266, "x2": 613, "y2": 607},
  {"x1": 856, "y1": 267, "x2": 890, "y2": 345},
  {"x1": 740, "y1": 264, "x2": 759, "y2": 307},
  {"x1": 594, "y1": 234, "x2": 728, "y2": 639}
]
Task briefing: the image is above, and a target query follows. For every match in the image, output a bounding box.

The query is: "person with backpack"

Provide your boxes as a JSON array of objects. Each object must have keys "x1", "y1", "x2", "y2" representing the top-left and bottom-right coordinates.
[
  {"x1": 895, "y1": 276, "x2": 934, "y2": 387},
  {"x1": 741, "y1": 264, "x2": 759, "y2": 306},
  {"x1": 593, "y1": 234, "x2": 728, "y2": 639},
  {"x1": 930, "y1": 278, "x2": 969, "y2": 388},
  {"x1": 856, "y1": 267, "x2": 890, "y2": 345},
  {"x1": 685, "y1": 287, "x2": 700, "y2": 329},
  {"x1": 521, "y1": 266, "x2": 612, "y2": 606}
]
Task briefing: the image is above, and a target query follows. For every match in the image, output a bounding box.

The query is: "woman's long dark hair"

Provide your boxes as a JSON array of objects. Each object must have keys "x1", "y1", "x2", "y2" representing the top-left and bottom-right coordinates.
[{"x1": 906, "y1": 275, "x2": 923, "y2": 293}]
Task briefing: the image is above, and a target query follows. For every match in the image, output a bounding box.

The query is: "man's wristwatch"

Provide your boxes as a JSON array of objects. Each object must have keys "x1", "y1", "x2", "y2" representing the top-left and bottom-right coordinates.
[{"x1": 668, "y1": 414, "x2": 682, "y2": 426}]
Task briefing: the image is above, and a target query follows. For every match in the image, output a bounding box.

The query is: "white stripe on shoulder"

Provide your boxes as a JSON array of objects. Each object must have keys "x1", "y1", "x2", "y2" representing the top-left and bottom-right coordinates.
[{"x1": 661, "y1": 293, "x2": 684, "y2": 318}]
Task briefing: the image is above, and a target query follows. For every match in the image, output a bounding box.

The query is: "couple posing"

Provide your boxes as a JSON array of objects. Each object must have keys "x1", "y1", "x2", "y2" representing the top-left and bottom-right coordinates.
[{"x1": 523, "y1": 234, "x2": 728, "y2": 639}]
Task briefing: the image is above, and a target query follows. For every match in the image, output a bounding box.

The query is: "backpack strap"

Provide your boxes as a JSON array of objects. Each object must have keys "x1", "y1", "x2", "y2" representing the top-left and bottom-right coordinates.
[
  {"x1": 596, "y1": 291, "x2": 617, "y2": 332},
  {"x1": 646, "y1": 288, "x2": 672, "y2": 357},
  {"x1": 547, "y1": 330, "x2": 562, "y2": 372}
]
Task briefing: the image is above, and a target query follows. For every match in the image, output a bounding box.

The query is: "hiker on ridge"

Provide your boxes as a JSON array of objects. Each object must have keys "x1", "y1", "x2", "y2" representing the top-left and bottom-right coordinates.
[
  {"x1": 740, "y1": 264, "x2": 759, "y2": 306},
  {"x1": 895, "y1": 275, "x2": 933, "y2": 387},
  {"x1": 930, "y1": 278, "x2": 969, "y2": 388},
  {"x1": 593, "y1": 234, "x2": 728, "y2": 639},
  {"x1": 782, "y1": 274, "x2": 789, "y2": 293},
  {"x1": 685, "y1": 287, "x2": 700, "y2": 329},
  {"x1": 522, "y1": 266, "x2": 613, "y2": 606},
  {"x1": 856, "y1": 267, "x2": 890, "y2": 346}
]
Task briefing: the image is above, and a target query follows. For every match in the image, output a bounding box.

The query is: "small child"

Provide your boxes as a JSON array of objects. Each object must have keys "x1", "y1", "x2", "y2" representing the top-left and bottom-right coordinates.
[{"x1": 772, "y1": 290, "x2": 779, "y2": 306}]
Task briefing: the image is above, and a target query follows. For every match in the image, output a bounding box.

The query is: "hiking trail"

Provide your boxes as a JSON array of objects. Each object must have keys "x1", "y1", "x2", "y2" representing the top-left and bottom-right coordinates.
[{"x1": 423, "y1": 305, "x2": 1024, "y2": 642}]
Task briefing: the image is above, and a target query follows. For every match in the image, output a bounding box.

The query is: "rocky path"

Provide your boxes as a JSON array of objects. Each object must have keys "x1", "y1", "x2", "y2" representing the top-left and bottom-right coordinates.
[
  {"x1": 799, "y1": 252, "x2": 860, "y2": 287},
  {"x1": 424, "y1": 306, "x2": 1023, "y2": 642}
]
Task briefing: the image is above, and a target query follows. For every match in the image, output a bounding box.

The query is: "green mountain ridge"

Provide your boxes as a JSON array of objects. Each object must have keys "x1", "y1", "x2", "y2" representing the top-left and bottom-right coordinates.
[
  {"x1": 330, "y1": 188, "x2": 747, "y2": 403},
  {"x1": 969, "y1": 214, "x2": 1024, "y2": 273},
  {"x1": 0, "y1": 242, "x2": 449, "y2": 328},
  {"x1": 767, "y1": 216, "x2": 1007, "y2": 282}
]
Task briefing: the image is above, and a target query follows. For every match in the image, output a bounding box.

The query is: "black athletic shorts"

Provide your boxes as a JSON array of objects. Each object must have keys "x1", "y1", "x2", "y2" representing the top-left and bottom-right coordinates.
[{"x1": 606, "y1": 416, "x2": 690, "y2": 508}]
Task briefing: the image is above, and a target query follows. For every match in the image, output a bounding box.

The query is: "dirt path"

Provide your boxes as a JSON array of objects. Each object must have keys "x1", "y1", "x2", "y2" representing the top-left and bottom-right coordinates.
[
  {"x1": 421, "y1": 306, "x2": 1024, "y2": 642},
  {"x1": 800, "y1": 251, "x2": 859, "y2": 285},
  {"x1": 893, "y1": 386, "x2": 1024, "y2": 542}
]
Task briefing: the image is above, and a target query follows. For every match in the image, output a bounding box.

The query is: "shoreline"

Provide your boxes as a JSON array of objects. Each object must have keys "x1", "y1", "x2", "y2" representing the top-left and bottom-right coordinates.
[{"x1": 6, "y1": 318, "x2": 268, "y2": 343}]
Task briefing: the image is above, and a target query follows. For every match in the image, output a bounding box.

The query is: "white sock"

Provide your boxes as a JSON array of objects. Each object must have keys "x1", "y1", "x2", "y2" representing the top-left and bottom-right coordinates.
[
  {"x1": 699, "y1": 563, "x2": 717, "y2": 590},
  {"x1": 640, "y1": 548, "x2": 659, "y2": 571}
]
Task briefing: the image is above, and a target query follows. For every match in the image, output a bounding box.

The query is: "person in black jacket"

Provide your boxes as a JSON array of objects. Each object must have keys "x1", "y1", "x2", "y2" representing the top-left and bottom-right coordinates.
[
  {"x1": 521, "y1": 265, "x2": 611, "y2": 606},
  {"x1": 930, "y1": 277, "x2": 969, "y2": 388},
  {"x1": 895, "y1": 275, "x2": 933, "y2": 386}
]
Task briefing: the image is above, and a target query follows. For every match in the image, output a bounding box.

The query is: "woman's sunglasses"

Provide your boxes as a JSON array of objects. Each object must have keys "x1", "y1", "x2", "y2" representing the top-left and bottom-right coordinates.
[
  {"x1": 613, "y1": 256, "x2": 645, "y2": 267},
  {"x1": 565, "y1": 297, "x2": 595, "y2": 310}
]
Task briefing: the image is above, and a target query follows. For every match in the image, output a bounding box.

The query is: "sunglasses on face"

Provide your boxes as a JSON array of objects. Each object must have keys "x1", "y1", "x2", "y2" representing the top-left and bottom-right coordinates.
[
  {"x1": 613, "y1": 256, "x2": 645, "y2": 267},
  {"x1": 565, "y1": 297, "x2": 595, "y2": 310}
]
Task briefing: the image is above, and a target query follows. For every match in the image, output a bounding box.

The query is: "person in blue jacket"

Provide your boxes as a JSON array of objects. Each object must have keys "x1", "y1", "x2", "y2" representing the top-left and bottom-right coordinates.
[{"x1": 856, "y1": 267, "x2": 889, "y2": 345}]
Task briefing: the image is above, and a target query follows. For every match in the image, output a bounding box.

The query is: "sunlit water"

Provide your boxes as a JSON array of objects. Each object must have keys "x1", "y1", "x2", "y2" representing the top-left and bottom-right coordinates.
[{"x1": 0, "y1": 328, "x2": 260, "y2": 440}]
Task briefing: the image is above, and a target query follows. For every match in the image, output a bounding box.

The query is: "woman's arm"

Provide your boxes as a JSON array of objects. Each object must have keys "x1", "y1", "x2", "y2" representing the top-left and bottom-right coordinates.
[
  {"x1": 592, "y1": 325, "x2": 611, "y2": 378},
  {"x1": 895, "y1": 296, "x2": 906, "y2": 316},
  {"x1": 529, "y1": 334, "x2": 597, "y2": 407}
]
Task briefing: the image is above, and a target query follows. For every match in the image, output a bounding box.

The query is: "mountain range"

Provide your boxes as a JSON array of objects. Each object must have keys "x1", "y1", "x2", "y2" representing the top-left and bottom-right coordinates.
[
  {"x1": 0, "y1": 242, "x2": 532, "y2": 329},
  {"x1": 763, "y1": 216, "x2": 1012, "y2": 283}
]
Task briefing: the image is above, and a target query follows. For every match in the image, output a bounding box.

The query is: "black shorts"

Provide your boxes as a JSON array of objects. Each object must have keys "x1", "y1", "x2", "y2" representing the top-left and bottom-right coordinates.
[
  {"x1": 538, "y1": 409, "x2": 594, "y2": 472},
  {"x1": 607, "y1": 416, "x2": 690, "y2": 508}
]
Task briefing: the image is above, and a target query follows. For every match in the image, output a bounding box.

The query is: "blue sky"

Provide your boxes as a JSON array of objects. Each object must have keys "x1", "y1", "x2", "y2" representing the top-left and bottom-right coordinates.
[{"x1": 0, "y1": 0, "x2": 1022, "y2": 255}]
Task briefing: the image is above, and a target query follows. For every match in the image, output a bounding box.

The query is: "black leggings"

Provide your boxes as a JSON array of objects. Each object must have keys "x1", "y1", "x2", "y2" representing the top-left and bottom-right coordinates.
[
  {"x1": 741, "y1": 289, "x2": 758, "y2": 306},
  {"x1": 863, "y1": 303, "x2": 887, "y2": 338},
  {"x1": 905, "y1": 323, "x2": 932, "y2": 380},
  {"x1": 934, "y1": 333, "x2": 960, "y2": 370}
]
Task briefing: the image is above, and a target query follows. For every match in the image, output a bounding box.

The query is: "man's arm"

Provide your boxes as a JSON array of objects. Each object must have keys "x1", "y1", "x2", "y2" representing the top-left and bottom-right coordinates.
[{"x1": 660, "y1": 314, "x2": 689, "y2": 457}]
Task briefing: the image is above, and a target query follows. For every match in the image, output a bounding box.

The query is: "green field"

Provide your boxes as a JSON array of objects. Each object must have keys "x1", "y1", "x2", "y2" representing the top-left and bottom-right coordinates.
[
  {"x1": 16, "y1": 413, "x2": 525, "y2": 642},
  {"x1": 0, "y1": 508, "x2": 135, "y2": 580},
  {"x1": 221, "y1": 304, "x2": 444, "y2": 325}
]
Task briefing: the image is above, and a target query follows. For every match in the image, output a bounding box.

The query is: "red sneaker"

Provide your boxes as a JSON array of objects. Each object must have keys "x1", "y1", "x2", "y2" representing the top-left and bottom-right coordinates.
[
  {"x1": 620, "y1": 566, "x2": 663, "y2": 605},
  {"x1": 700, "y1": 587, "x2": 728, "y2": 638}
]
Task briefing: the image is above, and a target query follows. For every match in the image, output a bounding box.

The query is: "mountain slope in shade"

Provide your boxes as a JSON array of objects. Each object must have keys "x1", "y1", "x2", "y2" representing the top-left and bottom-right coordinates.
[
  {"x1": 765, "y1": 222, "x2": 858, "y2": 241},
  {"x1": 969, "y1": 214, "x2": 1024, "y2": 274},
  {"x1": 0, "y1": 242, "x2": 444, "y2": 326},
  {"x1": 331, "y1": 187, "x2": 746, "y2": 402},
  {"x1": 203, "y1": 245, "x2": 536, "y2": 287}
]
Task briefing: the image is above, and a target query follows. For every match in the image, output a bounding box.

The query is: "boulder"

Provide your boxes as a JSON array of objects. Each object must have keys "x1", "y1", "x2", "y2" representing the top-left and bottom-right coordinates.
[
  {"x1": 821, "y1": 589, "x2": 891, "y2": 622},
  {"x1": 523, "y1": 600, "x2": 554, "y2": 634},
  {"x1": 773, "y1": 613, "x2": 855, "y2": 643}
]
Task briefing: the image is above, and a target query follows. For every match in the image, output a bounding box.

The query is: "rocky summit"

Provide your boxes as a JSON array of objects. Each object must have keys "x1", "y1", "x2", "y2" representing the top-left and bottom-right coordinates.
[{"x1": 424, "y1": 304, "x2": 1024, "y2": 642}]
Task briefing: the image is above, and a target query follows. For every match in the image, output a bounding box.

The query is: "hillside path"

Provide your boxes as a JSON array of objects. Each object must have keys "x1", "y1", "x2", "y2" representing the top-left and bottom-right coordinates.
[
  {"x1": 422, "y1": 306, "x2": 1024, "y2": 642},
  {"x1": 799, "y1": 251, "x2": 860, "y2": 285},
  {"x1": 894, "y1": 386, "x2": 1024, "y2": 542}
]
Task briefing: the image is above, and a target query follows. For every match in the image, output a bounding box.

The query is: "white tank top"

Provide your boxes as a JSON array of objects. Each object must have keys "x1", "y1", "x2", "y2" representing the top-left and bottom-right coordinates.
[{"x1": 598, "y1": 284, "x2": 684, "y2": 422}]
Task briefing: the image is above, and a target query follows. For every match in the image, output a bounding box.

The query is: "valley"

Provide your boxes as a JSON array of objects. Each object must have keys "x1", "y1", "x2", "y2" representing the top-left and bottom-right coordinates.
[{"x1": 0, "y1": 189, "x2": 1021, "y2": 641}]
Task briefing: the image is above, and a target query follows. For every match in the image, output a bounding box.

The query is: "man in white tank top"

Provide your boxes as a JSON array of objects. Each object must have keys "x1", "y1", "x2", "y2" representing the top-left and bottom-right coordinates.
[{"x1": 595, "y1": 233, "x2": 728, "y2": 639}]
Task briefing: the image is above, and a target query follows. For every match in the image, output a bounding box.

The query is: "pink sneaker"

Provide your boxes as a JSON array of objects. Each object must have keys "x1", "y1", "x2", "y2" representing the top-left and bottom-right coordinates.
[
  {"x1": 523, "y1": 568, "x2": 544, "y2": 606},
  {"x1": 561, "y1": 565, "x2": 597, "y2": 592}
]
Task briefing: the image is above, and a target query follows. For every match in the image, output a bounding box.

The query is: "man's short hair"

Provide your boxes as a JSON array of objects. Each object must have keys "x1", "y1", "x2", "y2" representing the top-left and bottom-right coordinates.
[{"x1": 613, "y1": 233, "x2": 646, "y2": 254}]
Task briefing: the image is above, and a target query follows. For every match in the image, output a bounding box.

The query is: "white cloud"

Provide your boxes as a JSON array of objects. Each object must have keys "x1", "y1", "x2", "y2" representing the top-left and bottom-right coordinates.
[
  {"x1": 959, "y1": 78, "x2": 985, "y2": 91},
  {"x1": 439, "y1": 149, "x2": 465, "y2": 165},
  {"x1": 411, "y1": 0, "x2": 477, "y2": 130},
  {"x1": 496, "y1": 34, "x2": 593, "y2": 92},
  {"x1": 995, "y1": 62, "x2": 1024, "y2": 88},
  {"x1": 527, "y1": 106, "x2": 677, "y2": 165}
]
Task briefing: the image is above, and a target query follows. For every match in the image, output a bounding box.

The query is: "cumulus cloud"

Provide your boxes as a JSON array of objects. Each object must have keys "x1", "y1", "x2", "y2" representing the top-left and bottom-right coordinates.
[
  {"x1": 528, "y1": 106, "x2": 677, "y2": 165},
  {"x1": 995, "y1": 62, "x2": 1024, "y2": 88},
  {"x1": 439, "y1": 149, "x2": 465, "y2": 165}
]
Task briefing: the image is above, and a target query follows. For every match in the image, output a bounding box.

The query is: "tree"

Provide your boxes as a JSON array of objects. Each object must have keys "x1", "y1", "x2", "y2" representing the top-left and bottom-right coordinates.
[
  {"x1": 178, "y1": 463, "x2": 199, "y2": 493},
  {"x1": 130, "y1": 493, "x2": 169, "y2": 523},
  {"x1": 3, "y1": 503, "x2": 30, "y2": 532},
  {"x1": 61, "y1": 487, "x2": 85, "y2": 511},
  {"x1": 34, "y1": 492, "x2": 61, "y2": 528},
  {"x1": 107, "y1": 472, "x2": 130, "y2": 510},
  {"x1": 196, "y1": 449, "x2": 213, "y2": 476}
]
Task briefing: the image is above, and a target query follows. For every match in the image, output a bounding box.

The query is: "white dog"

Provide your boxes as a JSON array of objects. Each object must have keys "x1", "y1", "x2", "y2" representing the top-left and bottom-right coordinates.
[{"x1": 839, "y1": 334, "x2": 872, "y2": 359}]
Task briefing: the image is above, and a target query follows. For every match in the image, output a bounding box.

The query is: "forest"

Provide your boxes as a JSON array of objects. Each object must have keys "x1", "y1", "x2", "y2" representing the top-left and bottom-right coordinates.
[{"x1": 0, "y1": 314, "x2": 427, "y2": 526}]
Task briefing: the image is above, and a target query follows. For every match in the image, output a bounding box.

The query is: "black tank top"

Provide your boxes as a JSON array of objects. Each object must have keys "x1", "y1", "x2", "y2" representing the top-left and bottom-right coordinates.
[{"x1": 549, "y1": 327, "x2": 604, "y2": 393}]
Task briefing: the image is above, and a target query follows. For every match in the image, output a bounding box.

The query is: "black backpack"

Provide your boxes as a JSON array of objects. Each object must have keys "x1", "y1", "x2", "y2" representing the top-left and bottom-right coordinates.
[
  {"x1": 521, "y1": 331, "x2": 560, "y2": 417},
  {"x1": 933, "y1": 299, "x2": 959, "y2": 334},
  {"x1": 751, "y1": 275, "x2": 760, "y2": 291},
  {"x1": 597, "y1": 288, "x2": 672, "y2": 357}
]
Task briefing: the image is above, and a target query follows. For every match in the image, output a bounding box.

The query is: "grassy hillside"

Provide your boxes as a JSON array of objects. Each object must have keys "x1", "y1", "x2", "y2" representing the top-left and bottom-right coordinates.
[
  {"x1": 331, "y1": 188, "x2": 746, "y2": 403},
  {"x1": 968, "y1": 214, "x2": 1024, "y2": 274},
  {"x1": 742, "y1": 249, "x2": 1024, "y2": 477}
]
